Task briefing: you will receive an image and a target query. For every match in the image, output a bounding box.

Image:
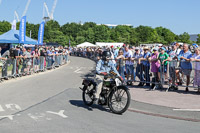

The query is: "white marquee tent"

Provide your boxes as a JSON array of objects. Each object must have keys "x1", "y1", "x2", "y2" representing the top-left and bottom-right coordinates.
[
  {"x1": 77, "y1": 42, "x2": 96, "y2": 48},
  {"x1": 96, "y1": 42, "x2": 124, "y2": 48}
]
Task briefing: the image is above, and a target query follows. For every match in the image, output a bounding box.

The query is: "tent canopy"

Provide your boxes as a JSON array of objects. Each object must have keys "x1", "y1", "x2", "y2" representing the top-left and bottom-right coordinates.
[
  {"x1": 0, "y1": 29, "x2": 38, "y2": 44},
  {"x1": 96, "y1": 42, "x2": 124, "y2": 48},
  {"x1": 77, "y1": 42, "x2": 96, "y2": 48}
]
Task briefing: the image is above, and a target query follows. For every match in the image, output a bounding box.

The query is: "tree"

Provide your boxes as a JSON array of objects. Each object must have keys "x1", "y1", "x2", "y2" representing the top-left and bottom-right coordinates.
[
  {"x1": 178, "y1": 32, "x2": 191, "y2": 43},
  {"x1": 76, "y1": 36, "x2": 85, "y2": 44},
  {"x1": 196, "y1": 34, "x2": 200, "y2": 44},
  {"x1": 0, "y1": 21, "x2": 11, "y2": 35},
  {"x1": 155, "y1": 27, "x2": 176, "y2": 44},
  {"x1": 136, "y1": 25, "x2": 160, "y2": 43}
]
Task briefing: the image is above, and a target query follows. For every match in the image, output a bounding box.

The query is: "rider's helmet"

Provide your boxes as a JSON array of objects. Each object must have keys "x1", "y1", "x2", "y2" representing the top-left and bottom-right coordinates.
[
  {"x1": 102, "y1": 51, "x2": 111, "y2": 60},
  {"x1": 102, "y1": 51, "x2": 111, "y2": 65}
]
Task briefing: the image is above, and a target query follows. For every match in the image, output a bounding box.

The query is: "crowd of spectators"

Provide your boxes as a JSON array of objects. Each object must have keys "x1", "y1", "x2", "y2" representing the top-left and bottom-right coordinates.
[
  {"x1": 0, "y1": 45, "x2": 69, "y2": 80},
  {"x1": 71, "y1": 43, "x2": 200, "y2": 93}
]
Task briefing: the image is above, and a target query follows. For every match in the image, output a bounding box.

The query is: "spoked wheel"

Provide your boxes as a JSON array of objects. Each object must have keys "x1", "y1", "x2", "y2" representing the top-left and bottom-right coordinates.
[
  {"x1": 82, "y1": 85, "x2": 95, "y2": 106},
  {"x1": 109, "y1": 86, "x2": 131, "y2": 114}
]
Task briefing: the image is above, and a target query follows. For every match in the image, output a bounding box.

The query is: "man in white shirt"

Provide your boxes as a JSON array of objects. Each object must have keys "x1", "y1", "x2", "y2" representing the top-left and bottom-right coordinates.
[{"x1": 124, "y1": 45, "x2": 134, "y2": 82}]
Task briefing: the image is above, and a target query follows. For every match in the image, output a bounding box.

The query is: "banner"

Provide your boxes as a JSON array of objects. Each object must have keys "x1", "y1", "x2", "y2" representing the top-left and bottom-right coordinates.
[
  {"x1": 11, "y1": 19, "x2": 16, "y2": 30},
  {"x1": 38, "y1": 21, "x2": 45, "y2": 45},
  {"x1": 19, "y1": 16, "x2": 26, "y2": 43}
]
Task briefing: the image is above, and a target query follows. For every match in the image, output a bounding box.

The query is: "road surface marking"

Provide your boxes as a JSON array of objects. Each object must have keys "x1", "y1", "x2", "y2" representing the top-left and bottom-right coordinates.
[
  {"x1": 173, "y1": 109, "x2": 200, "y2": 112},
  {"x1": 28, "y1": 113, "x2": 46, "y2": 121},
  {"x1": 0, "y1": 115, "x2": 14, "y2": 120},
  {"x1": 5, "y1": 104, "x2": 21, "y2": 111},
  {"x1": 0, "y1": 105, "x2": 5, "y2": 112},
  {"x1": 74, "y1": 68, "x2": 82, "y2": 73},
  {"x1": 46, "y1": 110, "x2": 68, "y2": 118}
]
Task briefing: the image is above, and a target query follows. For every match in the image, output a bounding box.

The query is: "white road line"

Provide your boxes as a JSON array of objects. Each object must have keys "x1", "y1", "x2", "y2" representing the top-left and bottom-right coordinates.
[
  {"x1": 0, "y1": 105, "x2": 5, "y2": 112},
  {"x1": 74, "y1": 68, "x2": 83, "y2": 73},
  {"x1": 46, "y1": 110, "x2": 68, "y2": 118},
  {"x1": 5, "y1": 104, "x2": 22, "y2": 111},
  {"x1": 173, "y1": 109, "x2": 200, "y2": 112},
  {"x1": 0, "y1": 115, "x2": 14, "y2": 120},
  {"x1": 74, "y1": 68, "x2": 81, "y2": 73}
]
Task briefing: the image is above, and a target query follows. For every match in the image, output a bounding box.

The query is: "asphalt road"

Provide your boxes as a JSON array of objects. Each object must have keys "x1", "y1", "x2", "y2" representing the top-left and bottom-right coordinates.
[{"x1": 0, "y1": 56, "x2": 199, "y2": 133}]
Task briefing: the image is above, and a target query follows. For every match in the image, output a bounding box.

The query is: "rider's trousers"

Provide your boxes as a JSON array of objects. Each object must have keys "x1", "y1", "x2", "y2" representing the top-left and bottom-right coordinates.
[{"x1": 95, "y1": 74, "x2": 104, "y2": 99}]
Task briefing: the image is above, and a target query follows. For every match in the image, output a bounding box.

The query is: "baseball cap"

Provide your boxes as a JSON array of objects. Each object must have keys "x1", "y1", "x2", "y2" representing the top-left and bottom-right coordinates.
[
  {"x1": 135, "y1": 47, "x2": 139, "y2": 50},
  {"x1": 153, "y1": 47, "x2": 159, "y2": 51},
  {"x1": 161, "y1": 47, "x2": 166, "y2": 51},
  {"x1": 143, "y1": 46, "x2": 149, "y2": 50}
]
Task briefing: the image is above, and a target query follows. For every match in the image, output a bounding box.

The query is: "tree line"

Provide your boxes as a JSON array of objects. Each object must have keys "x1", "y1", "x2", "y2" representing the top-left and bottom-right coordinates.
[{"x1": 0, "y1": 20, "x2": 199, "y2": 46}]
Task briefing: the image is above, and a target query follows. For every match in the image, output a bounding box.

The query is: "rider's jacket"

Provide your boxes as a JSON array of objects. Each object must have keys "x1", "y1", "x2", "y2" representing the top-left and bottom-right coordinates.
[{"x1": 96, "y1": 59, "x2": 120, "y2": 76}]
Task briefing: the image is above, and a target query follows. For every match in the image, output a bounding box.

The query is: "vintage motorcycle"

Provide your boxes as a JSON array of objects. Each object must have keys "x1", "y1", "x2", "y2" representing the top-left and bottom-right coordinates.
[{"x1": 80, "y1": 71, "x2": 131, "y2": 114}]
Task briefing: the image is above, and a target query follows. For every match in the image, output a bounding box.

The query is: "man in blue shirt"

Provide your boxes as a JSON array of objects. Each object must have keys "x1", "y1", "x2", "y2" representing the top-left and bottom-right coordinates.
[
  {"x1": 95, "y1": 51, "x2": 120, "y2": 104},
  {"x1": 175, "y1": 44, "x2": 192, "y2": 91},
  {"x1": 138, "y1": 47, "x2": 151, "y2": 87}
]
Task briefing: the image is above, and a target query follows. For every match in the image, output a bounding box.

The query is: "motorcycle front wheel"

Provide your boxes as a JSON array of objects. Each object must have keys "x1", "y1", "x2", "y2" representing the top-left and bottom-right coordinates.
[
  {"x1": 108, "y1": 86, "x2": 131, "y2": 114},
  {"x1": 82, "y1": 85, "x2": 94, "y2": 106}
]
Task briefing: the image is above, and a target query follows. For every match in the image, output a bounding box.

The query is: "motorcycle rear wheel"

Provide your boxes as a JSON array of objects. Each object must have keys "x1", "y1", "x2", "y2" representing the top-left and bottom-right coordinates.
[
  {"x1": 82, "y1": 85, "x2": 94, "y2": 106},
  {"x1": 108, "y1": 86, "x2": 131, "y2": 114}
]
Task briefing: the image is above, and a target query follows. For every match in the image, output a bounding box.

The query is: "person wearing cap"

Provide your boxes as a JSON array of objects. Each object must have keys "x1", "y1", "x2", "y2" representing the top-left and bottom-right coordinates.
[
  {"x1": 190, "y1": 46, "x2": 200, "y2": 93},
  {"x1": 176, "y1": 44, "x2": 192, "y2": 92},
  {"x1": 132, "y1": 47, "x2": 143, "y2": 85},
  {"x1": 168, "y1": 44, "x2": 179, "y2": 86},
  {"x1": 138, "y1": 46, "x2": 151, "y2": 87},
  {"x1": 148, "y1": 47, "x2": 160, "y2": 89},
  {"x1": 46, "y1": 47, "x2": 53, "y2": 68},
  {"x1": 158, "y1": 47, "x2": 170, "y2": 84},
  {"x1": 114, "y1": 46, "x2": 119, "y2": 59},
  {"x1": 124, "y1": 45, "x2": 134, "y2": 83}
]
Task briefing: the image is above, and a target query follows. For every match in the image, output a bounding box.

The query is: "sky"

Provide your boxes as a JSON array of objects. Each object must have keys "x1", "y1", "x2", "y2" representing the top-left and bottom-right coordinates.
[{"x1": 0, "y1": 0, "x2": 200, "y2": 35}]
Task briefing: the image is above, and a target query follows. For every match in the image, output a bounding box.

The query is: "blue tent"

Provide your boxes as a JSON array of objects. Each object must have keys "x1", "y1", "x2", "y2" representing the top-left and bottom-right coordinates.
[{"x1": 0, "y1": 29, "x2": 38, "y2": 44}]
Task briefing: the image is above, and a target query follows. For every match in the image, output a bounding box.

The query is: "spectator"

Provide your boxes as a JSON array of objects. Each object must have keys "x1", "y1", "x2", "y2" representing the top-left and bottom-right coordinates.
[
  {"x1": 0, "y1": 47, "x2": 9, "y2": 79},
  {"x1": 149, "y1": 47, "x2": 160, "y2": 89},
  {"x1": 190, "y1": 47, "x2": 200, "y2": 93},
  {"x1": 25, "y1": 48, "x2": 32, "y2": 75},
  {"x1": 124, "y1": 45, "x2": 134, "y2": 83},
  {"x1": 176, "y1": 44, "x2": 192, "y2": 92},
  {"x1": 168, "y1": 44, "x2": 179, "y2": 85},
  {"x1": 132, "y1": 47, "x2": 142, "y2": 84},
  {"x1": 114, "y1": 46, "x2": 119, "y2": 59},
  {"x1": 47, "y1": 47, "x2": 53, "y2": 68},
  {"x1": 158, "y1": 47, "x2": 170, "y2": 83},
  {"x1": 139, "y1": 46, "x2": 151, "y2": 87},
  {"x1": 116, "y1": 49, "x2": 125, "y2": 80},
  {"x1": 32, "y1": 47, "x2": 40, "y2": 72}
]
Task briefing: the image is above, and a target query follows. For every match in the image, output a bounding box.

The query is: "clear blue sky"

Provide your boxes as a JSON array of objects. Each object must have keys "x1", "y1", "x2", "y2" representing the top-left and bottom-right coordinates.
[{"x1": 0, "y1": 0, "x2": 200, "y2": 34}]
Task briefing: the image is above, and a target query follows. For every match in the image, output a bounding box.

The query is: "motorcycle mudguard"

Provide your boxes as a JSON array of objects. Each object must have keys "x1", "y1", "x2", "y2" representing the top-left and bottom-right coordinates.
[{"x1": 82, "y1": 79, "x2": 96, "y2": 87}]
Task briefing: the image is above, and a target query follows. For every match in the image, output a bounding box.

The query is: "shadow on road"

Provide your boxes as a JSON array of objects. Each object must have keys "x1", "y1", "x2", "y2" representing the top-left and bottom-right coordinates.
[{"x1": 69, "y1": 100, "x2": 110, "y2": 113}]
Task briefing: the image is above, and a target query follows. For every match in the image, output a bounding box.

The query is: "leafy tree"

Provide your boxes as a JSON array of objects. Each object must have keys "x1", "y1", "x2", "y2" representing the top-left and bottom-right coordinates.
[
  {"x1": 0, "y1": 21, "x2": 11, "y2": 35},
  {"x1": 196, "y1": 34, "x2": 200, "y2": 44},
  {"x1": 179, "y1": 32, "x2": 191, "y2": 43},
  {"x1": 0, "y1": 20, "x2": 193, "y2": 46},
  {"x1": 155, "y1": 27, "x2": 175, "y2": 44}
]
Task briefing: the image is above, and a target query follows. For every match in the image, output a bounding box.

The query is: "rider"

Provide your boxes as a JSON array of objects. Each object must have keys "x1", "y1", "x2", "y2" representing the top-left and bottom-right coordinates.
[{"x1": 95, "y1": 50, "x2": 120, "y2": 104}]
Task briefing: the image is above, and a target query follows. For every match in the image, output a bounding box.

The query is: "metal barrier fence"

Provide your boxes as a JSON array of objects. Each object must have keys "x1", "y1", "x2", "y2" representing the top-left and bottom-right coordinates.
[
  {"x1": 0, "y1": 54, "x2": 69, "y2": 81},
  {"x1": 123, "y1": 60, "x2": 200, "y2": 92},
  {"x1": 167, "y1": 60, "x2": 200, "y2": 92},
  {"x1": 71, "y1": 52, "x2": 200, "y2": 92}
]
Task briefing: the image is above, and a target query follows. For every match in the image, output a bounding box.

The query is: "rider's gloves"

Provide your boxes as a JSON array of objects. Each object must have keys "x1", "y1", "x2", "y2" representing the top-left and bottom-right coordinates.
[{"x1": 100, "y1": 72, "x2": 108, "y2": 76}]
